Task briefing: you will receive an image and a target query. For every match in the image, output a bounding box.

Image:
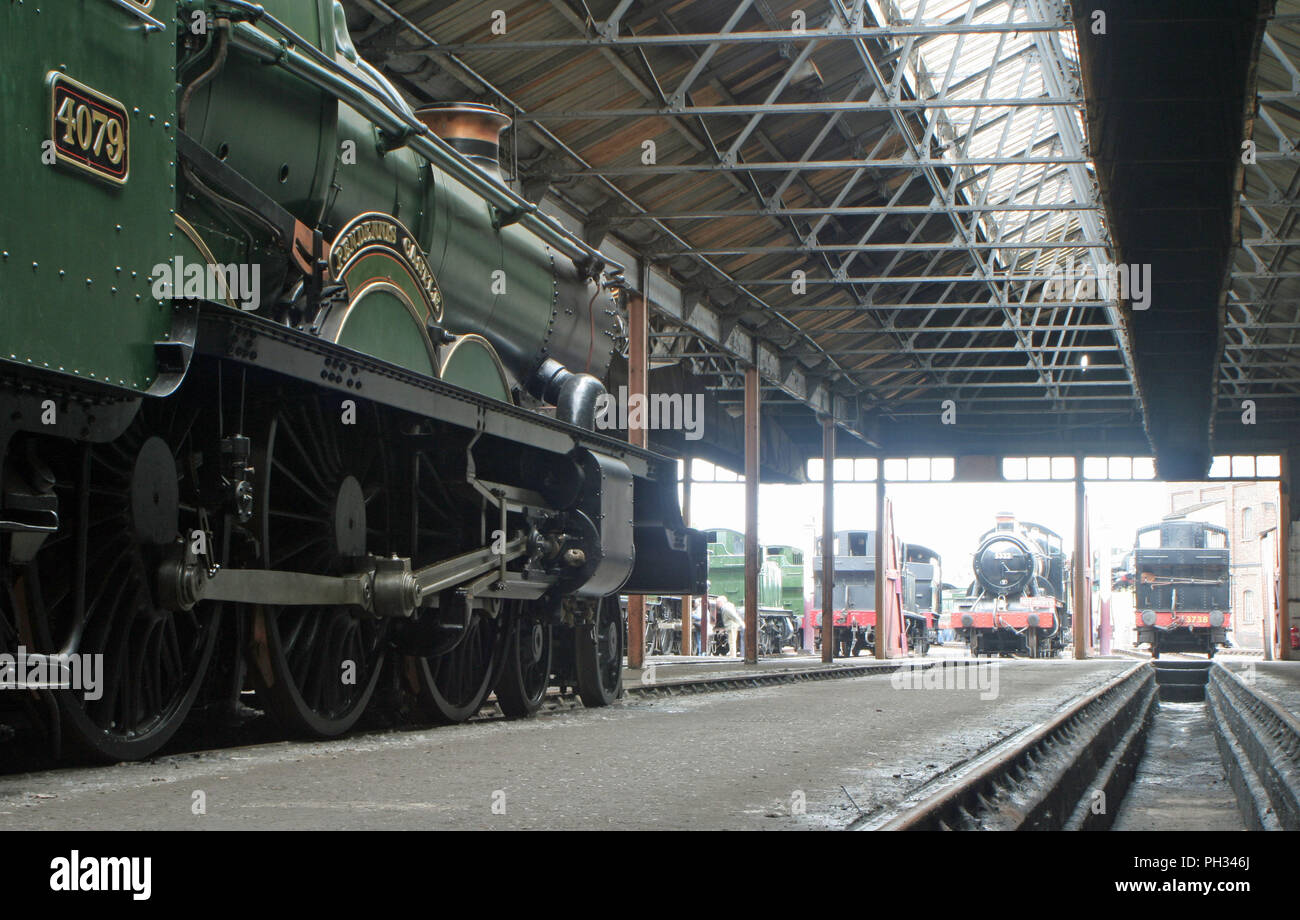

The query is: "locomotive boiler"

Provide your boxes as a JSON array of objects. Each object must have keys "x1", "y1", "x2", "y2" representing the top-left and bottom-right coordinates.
[
  {"x1": 958, "y1": 514, "x2": 1070, "y2": 657},
  {"x1": 0, "y1": 0, "x2": 705, "y2": 761}
]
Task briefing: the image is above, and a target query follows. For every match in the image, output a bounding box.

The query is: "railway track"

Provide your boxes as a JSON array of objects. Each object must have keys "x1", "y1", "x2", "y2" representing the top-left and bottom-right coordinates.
[{"x1": 853, "y1": 659, "x2": 1300, "y2": 830}]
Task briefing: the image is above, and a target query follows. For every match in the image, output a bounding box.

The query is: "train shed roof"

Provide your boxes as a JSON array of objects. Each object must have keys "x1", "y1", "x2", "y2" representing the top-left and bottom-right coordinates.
[{"x1": 348, "y1": 0, "x2": 1273, "y2": 480}]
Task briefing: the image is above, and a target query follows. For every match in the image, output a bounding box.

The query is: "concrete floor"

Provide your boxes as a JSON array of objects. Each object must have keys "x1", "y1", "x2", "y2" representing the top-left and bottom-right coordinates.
[
  {"x1": 0, "y1": 659, "x2": 1132, "y2": 830},
  {"x1": 1219, "y1": 659, "x2": 1300, "y2": 716}
]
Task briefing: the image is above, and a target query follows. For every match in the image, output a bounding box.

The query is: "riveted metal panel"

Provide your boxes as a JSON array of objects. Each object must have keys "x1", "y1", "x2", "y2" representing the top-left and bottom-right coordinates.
[{"x1": 0, "y1": 0, "x2": 178, "y2": 391}]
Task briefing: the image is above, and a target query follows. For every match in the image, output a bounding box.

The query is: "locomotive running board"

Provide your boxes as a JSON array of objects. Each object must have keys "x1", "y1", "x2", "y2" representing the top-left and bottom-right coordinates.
[
  {"x1": 194, "y1": 306, "x2": 656, "y2": 475},
  {"x1": 189, "y1": 304, "x2": 708, "y2": 596}
]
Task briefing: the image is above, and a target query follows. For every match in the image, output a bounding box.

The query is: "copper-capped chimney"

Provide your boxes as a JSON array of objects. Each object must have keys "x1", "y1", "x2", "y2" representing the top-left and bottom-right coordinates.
[{"x1": 415, "y1": 102, "x2": 511, "y2": 184}]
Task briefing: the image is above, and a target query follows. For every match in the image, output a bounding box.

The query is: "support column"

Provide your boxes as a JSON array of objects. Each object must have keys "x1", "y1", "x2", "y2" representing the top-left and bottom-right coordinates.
[
  {"x1": 1100, "y1": 532, "x2": 1111, "y2": 656},
  {"x1": 626, "y1": 287, "x2": 648, "y2": 669},
  {"x1": 680, "y1": 457, "x2": 692, "y2": 656},
  {"x1": 821, "y1": 417, "x2": 835, "y2": 664},
  {"x1": 1262, "y1": 526, "x2": 1274, "y2": 661},
  {"x1": 1073, "y1": 471, "x2": 1087, "y2": 660},
  {"x1": 744, "y1": 365, "x2": 759, "y2": 665},
  {"x1": 1280, "y1": 452, "x2": 1293, "y2": 660},
  {"x1": 875, "y1": 469, "x2": 887, "y2": 661}
]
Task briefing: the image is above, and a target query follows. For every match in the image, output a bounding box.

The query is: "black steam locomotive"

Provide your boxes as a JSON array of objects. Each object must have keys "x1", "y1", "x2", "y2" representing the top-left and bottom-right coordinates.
[
  {"x1": 957, "y1": 514, "x2": 1070, "y2": 657},
  {"x1": 1133, "y1": 519, "x2": 1231, "y2": 657}
]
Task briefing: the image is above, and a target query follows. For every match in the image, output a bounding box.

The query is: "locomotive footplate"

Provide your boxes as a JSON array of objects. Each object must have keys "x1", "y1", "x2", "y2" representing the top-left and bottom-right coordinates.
[
  {"x1": 191, "y1": 303, "x2": 707, "y2": 598},
  {"x1": 198, "y1": 306, "x2": 653, "y2": 474}
]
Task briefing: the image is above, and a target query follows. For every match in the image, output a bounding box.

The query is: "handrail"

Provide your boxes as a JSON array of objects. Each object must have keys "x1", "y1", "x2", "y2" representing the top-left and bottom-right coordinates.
[
  {"x1": 102, "y1": 0, "x2": 167, "y2": 31},
  {"x1": 220, "y1": 15, "x2": 623, "y2": 280}
]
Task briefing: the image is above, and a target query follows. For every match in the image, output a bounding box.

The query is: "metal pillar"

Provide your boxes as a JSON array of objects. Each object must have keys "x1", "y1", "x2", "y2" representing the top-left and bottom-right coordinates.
[
  {"x1": 743, "y1": 365, "x2": 759, "y2": 665},
  {"x1": 1073, "y1": 473, "x2": 1087, "y2": 660},
  {"x1": 681, "y1": 457, "x2": 692, "y2": 656},
  {"x1": 874, "y1": 471, "x2": 887, "y2": 661},
  {"x1": 626, "y1": 288, "x2": 647, "y2": 669},
  {"x1": 821, "y1": 417, "x2": 835, "y2": 663},
  {"x1": 1099, "y1": 537, "x2": 1111, "y2": 656},
  {"x1": 1281, "y1": 453, "x2": 1293, "y2": 661},
  {"x1": 1262, "y1": 526, "x2": 1274, "y2": 661}
]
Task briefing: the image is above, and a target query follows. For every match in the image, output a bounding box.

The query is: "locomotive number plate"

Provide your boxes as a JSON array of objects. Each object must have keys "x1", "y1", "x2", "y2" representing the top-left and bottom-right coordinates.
[
  {"x1": 48, "y1": 74, "x2": 129, "y2": 185},
  {"x1": 1180, "y1": 614, "x2": 1210, "y2": 626}
]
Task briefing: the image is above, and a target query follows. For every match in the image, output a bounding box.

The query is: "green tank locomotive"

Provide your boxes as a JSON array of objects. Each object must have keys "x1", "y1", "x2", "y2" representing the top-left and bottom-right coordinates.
[{"x1": 0, "y1": 0, "x2": 705, "y2": 761}]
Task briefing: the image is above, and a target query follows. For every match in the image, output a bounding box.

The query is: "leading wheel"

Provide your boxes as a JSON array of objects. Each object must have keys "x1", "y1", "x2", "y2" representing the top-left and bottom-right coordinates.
[
  {"x1": 248, "y1": 396, "x2": 392, "y2": 737},
  {"x1": 12, "y1": 403, "x2": 220, "y2": 762},
  {"x1": 575, "y1": 595, "x2": 624, "y2": 708},
  {"x1": 494, "y1": 602, "x2": 552, "y2": 718}
]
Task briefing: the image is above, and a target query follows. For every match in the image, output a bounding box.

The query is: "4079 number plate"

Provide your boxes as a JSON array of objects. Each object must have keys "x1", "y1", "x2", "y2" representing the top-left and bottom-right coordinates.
[{"x1": 48, "y1": 73, "x2": 129, "y2": 185}]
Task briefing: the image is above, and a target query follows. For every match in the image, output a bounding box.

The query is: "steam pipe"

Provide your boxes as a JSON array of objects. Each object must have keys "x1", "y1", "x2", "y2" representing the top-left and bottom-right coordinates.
[{"x1": 527, "y1": 358, "x2": 606, "y2": 430}]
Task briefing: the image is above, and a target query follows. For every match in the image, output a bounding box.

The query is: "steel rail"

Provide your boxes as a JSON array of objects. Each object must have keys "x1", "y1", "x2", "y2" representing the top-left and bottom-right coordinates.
[
  {"x1": 853, "y1": 662, "x2": 1152, "y2": 830},
  {"x1": 1207, "y1": 663, "x2": 1300, "y2": 829}
]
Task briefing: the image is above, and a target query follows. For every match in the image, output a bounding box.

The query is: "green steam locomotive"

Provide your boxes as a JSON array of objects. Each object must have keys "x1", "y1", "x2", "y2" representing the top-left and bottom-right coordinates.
[{"x1": 0, "y1": 0, "x2": 704, "y2": 761}]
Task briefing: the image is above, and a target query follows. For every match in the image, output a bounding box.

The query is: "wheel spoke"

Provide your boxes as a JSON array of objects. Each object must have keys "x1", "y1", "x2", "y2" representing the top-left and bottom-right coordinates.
[{"x1": 250, "y1": 397, "x2": 389, "y2": 737}]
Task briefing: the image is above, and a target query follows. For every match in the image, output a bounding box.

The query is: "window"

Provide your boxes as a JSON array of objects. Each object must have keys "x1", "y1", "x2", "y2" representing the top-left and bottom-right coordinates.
[
  {"x1": 1208, "y1": 455, "x2": 1282, "y2": 479},
  {"x1": 1242, "y1": 507, "x2": 1255, "y2": 541},
  {"x1": 1081, "y1": 456, "x2": 1155, "y2": 480},
  {"x1": 1002, "y1": 456, "x2": 1075, "y2": 480},
  {"x1": 1242, "y1": 589, "x2": 1255, "y2": 626}
]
